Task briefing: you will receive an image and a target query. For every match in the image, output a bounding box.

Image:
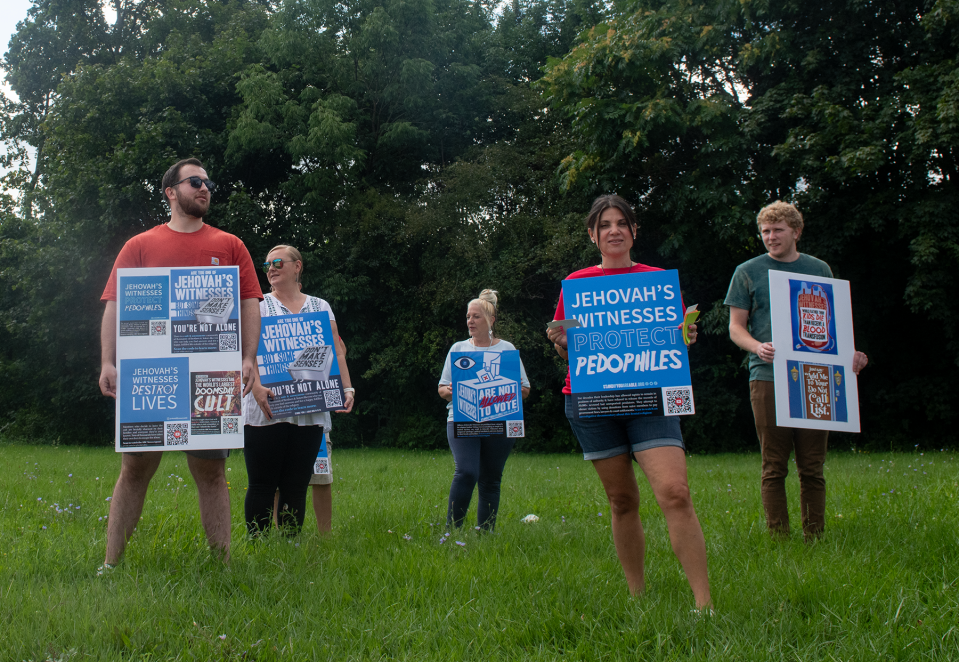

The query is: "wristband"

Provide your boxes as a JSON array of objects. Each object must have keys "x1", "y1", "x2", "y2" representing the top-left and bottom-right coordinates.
[{"x1": 343, "y1": 387, "x2": 355, "y2": 394}]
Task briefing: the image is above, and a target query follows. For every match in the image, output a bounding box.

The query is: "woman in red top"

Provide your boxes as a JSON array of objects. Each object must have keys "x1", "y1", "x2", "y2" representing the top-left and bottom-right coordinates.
[{"x1": 546, "y1": 195, "x2": 712, "y2": 610}]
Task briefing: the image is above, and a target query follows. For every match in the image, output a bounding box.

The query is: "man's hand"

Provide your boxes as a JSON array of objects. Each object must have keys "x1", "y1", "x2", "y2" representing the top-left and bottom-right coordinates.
[
  {"x1": 853, "y1": 351, "x2": 869, "y2": 374},
  {"x1": 252, "y1": 383, "x2": 274, "y2": 419},
  {"x1": 99, "y1": 363, "x2": 117, "y2": 398},
  {"x1": 755, "y1": 341, "x2": 775, "y2": 364},
  {"x1": 547, "y1": 325, "x2": 569, "y2": 359}
]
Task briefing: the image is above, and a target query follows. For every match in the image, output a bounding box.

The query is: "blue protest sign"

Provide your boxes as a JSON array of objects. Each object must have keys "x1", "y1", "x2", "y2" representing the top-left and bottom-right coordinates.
[
  {"x1": 312, "y1": 432, "x2": 330, "y2": 475},
  {"x1": 450, "y1": 350, "x2": 525, "y2": 438},
  {"x1": 789, "y1": 279, "x2": 838, "y2": 355},
  {"x1": 563, "y1": 270, "x2": 694, "y2": 418},
  {"x1": 118, "y1": 275, "x2": 169, "y2": 339},
  {"x1": 255, "y1": 311, "x2": 345, "y2": 416},
  {"x1": 169, "y1": 267, "x2": 241, "y2": 354},
  {"x1": 118, "y1": 357, "x2": 190, "y2": 448}
]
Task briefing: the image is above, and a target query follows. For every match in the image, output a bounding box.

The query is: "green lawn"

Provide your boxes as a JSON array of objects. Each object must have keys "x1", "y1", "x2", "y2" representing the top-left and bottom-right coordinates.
[{"x1": 1, "y1": 443, "x2": 956, "y2": 660}]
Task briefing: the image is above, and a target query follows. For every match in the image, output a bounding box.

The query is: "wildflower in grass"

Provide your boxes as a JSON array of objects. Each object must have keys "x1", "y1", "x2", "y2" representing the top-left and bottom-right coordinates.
[
  {"x1": 106, "y1": 497, "x2": 111, "y2": 501},
  {"x1": 219, "y1": 634, "x2": 226, "y2": 640},
  {"x1": 521, "y1": 514, "x2": 539, "y2": 523},
  {"x1": 42, "y1": 526, "x2": 46, "y2": 530},
  {"x1": 455, "y1": 541, "x2": 465, "y2": 547},
  {"x1": 68, "y1": 474, "x2": 72, "y2": 477},
  {"x1": 403, "y1": 534, "x2": 411, "y2": 541}
]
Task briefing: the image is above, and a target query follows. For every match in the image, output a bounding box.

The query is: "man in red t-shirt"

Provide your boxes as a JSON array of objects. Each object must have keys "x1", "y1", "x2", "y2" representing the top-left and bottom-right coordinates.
[{"x1": 98, "y1": 158, "x2": 263, "y2": 570}]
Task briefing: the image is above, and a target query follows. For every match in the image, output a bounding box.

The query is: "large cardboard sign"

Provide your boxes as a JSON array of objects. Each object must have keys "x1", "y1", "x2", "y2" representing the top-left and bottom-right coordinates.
[
  {"x1": 255, "y1": 311, "x2": 345, "y2": 417},
  {"x1": 769, "y1": 270, "x2": 861, "y2": 432},
  {"x1": 115, "y1": 267, "x2": 244, "y2": 451},
  {"x1": 450, "y1": 350, "x2": 525, "y2": 438},
  {"x1": 563, "y1": 270, "x2": 694, "y2": 418}
]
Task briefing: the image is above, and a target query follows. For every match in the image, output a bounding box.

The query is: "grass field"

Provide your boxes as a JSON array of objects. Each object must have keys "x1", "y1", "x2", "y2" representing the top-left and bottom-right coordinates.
[{"x1": 1, "y1": 442, "x2": 957, "y2": 661}]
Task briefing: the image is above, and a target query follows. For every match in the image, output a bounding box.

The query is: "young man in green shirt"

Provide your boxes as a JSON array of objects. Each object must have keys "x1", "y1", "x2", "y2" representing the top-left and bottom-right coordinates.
[{"x1": 725, "y1": 201, "x2": 868, "y2": 539}]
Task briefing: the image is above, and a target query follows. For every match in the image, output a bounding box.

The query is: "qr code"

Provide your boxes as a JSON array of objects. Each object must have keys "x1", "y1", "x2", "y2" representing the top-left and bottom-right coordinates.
[
  {"x1": 506, "y1": 420, "x2": 525, "y2": 438},
  {"x1": 218, "y1": 333, "x2": 238, "y2": 352},
  {"x1": 149, "y1": 320, "x2": 167, "y2": 336},
  {"x1": 166, "y1": 423, "x2": 189, "y2": 446},
  {"x1": 313, "y1": 456, "x2": 330, "y2": 474},
  {"x1": 221, "y1": 417, "x2": 240, "y2": 434},
  {"x1": 664, "y1": 387, "x2": 694, "y2": 415},
  {"x1": 323, "y1": 389, "x2": 343, "y2": 409}
]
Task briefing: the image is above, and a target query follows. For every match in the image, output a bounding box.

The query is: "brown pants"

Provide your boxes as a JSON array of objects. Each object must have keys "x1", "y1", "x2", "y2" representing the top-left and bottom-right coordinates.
[{"x1": 749, "y1": 380, "x2": 828, "y2": 538}]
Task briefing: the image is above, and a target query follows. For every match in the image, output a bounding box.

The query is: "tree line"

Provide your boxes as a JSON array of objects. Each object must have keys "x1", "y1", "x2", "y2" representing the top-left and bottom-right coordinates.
[{"x1": 1, "y1": 0, "x2": 956, "y2": 451}]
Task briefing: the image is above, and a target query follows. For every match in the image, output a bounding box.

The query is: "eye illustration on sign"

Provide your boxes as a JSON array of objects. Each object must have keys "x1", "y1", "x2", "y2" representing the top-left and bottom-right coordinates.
[{"x1": 454, "y1": 356, "x2": 476, "y2": 370}]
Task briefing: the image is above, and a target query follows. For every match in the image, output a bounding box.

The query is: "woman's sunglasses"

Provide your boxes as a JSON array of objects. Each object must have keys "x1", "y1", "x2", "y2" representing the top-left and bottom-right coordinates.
[
  {"x1": 261, "y1": 258, "x2": 289, "y2": 273},
  {"x1": 172, "y1": 175, "x2": 216, "y2": 193}
]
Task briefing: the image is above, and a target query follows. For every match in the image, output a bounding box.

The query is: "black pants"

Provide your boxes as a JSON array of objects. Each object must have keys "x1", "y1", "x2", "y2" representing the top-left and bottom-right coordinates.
[
  {"x1": 244, "y1": 423, "x2": 323, "y2": 534},
  {"x1": 446, "y1": 422, "x2": 515, "y2": 531}
]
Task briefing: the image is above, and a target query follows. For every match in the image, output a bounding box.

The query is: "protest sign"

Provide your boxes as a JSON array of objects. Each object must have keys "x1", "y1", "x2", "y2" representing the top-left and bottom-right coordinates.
[
  {"x1": 450, "y1": 350, "x2": 525, "y2": 438},
  {"x1": 312, "y1": 432, "x2": 330, "y2": 476},
  {"x1": 563, "y1": 270, "x2": 694, "y2": 418},
  {"x1": 769, "y1": 270, "x2": 861, "y2": 432},
  {"x1": 255, "y1": 311, "x2": 345, "y2": 417},
  {"x1": 115, "y1": 266, "x2": 244, "y2": 451}
]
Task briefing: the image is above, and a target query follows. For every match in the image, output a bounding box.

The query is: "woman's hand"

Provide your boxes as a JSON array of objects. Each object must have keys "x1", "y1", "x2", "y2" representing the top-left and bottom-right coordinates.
[
  {"x1": 253, "y1": 383, "x2": 275, "y2": 420},
  {"x1": 438, "y1": 384, "x2": 454, "y2": 402},
  {"x1": 684, "y1": 323, "x2": 698, "y2": 346},
  {"x1": 336, "y1": 390, "x2": 354, "y2": 414}
]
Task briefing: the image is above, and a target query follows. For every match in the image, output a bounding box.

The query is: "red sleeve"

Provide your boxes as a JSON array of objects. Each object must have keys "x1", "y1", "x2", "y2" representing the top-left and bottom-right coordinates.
[
  {"x1": 234, "y1": 239, "x2": 264, "y2": 301},
  {"x1": 100, "y1": 237, "x2": 142, "y2": 302},
  {"x1": 553, "y1": 290, "x2": 566, "y2": 321}
]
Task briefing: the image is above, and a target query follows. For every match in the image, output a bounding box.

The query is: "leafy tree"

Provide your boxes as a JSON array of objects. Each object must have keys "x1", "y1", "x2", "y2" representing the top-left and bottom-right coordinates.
[{"x1": 542, "y1": 0, "x2": 959, "y2": 447}]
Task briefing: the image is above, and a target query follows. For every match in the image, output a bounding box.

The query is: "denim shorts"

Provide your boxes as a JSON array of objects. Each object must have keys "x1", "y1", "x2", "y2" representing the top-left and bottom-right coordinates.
[{"x1": 565, "y1": 395, "x2": 684, "y2": 461}]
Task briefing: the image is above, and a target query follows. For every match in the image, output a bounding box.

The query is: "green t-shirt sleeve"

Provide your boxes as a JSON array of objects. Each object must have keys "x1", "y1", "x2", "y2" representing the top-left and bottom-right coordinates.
[{"x1": 724, "y1": 266, "x2": 752, "y2": 310}]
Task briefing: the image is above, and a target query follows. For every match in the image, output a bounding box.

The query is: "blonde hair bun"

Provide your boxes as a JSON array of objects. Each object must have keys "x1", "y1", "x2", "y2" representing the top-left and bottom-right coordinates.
[
  {"x1": 478, "y1": 289, "x2": 498, "y2": 307},
  {"x1": 468, "y1": 289, "x2": 499, "y2": 339}
]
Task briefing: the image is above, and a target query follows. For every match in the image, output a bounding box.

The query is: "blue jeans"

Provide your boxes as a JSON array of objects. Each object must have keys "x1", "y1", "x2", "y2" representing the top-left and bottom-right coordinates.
[
  {"x1": 446, "y1": 422, "x2": 515, "y2": 531},
  {"x1": 564, "y1": 395, "x2": 684, "y2": 460}
]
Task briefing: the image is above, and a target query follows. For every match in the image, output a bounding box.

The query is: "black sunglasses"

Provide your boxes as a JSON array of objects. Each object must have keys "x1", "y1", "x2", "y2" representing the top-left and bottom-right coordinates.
[
  {"x1": 172, "y1": 175, "x2": 216, "y2": 194},
  {"x1": 261, "y1": 258, "x2": 290, "y2": 273}
]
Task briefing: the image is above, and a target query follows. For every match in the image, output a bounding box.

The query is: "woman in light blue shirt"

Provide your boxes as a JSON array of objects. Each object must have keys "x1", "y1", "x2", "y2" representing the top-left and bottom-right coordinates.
[{"x1": 438, "y1": 289, "x2": 530, "y2": 531}]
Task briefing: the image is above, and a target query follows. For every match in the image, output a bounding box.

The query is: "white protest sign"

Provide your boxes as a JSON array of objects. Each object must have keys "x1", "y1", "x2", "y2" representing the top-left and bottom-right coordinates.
[
  {"x1": 115, "y1": 266, "x2": 245, "y2": 451},
  {"x1": 769, "y1": 270, "x2": 861, "y2": 432}
]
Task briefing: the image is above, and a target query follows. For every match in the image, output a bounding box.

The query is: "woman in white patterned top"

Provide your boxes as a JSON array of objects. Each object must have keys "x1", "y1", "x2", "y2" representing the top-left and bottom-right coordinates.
[{"x1": 243, "y1": 244, "x2": 354, "y2": 535}]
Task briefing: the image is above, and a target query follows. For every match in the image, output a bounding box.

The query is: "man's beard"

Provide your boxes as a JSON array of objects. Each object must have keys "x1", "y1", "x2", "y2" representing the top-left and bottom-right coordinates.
[{"x1": 177, "y1": 194, "x2": 209, "y2": 218}]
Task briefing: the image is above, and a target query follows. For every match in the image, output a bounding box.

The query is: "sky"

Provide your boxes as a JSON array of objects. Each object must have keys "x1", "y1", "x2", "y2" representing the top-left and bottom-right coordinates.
[
  {"x1": 0, "y1": 1, "x2": 116, "y2": 184},
  {"x1": 1, "y1": 0, "x2": 34, "y2": 100},
  {"x1": 1, "y1": 0, "x2": 33, "y2": 185}
]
